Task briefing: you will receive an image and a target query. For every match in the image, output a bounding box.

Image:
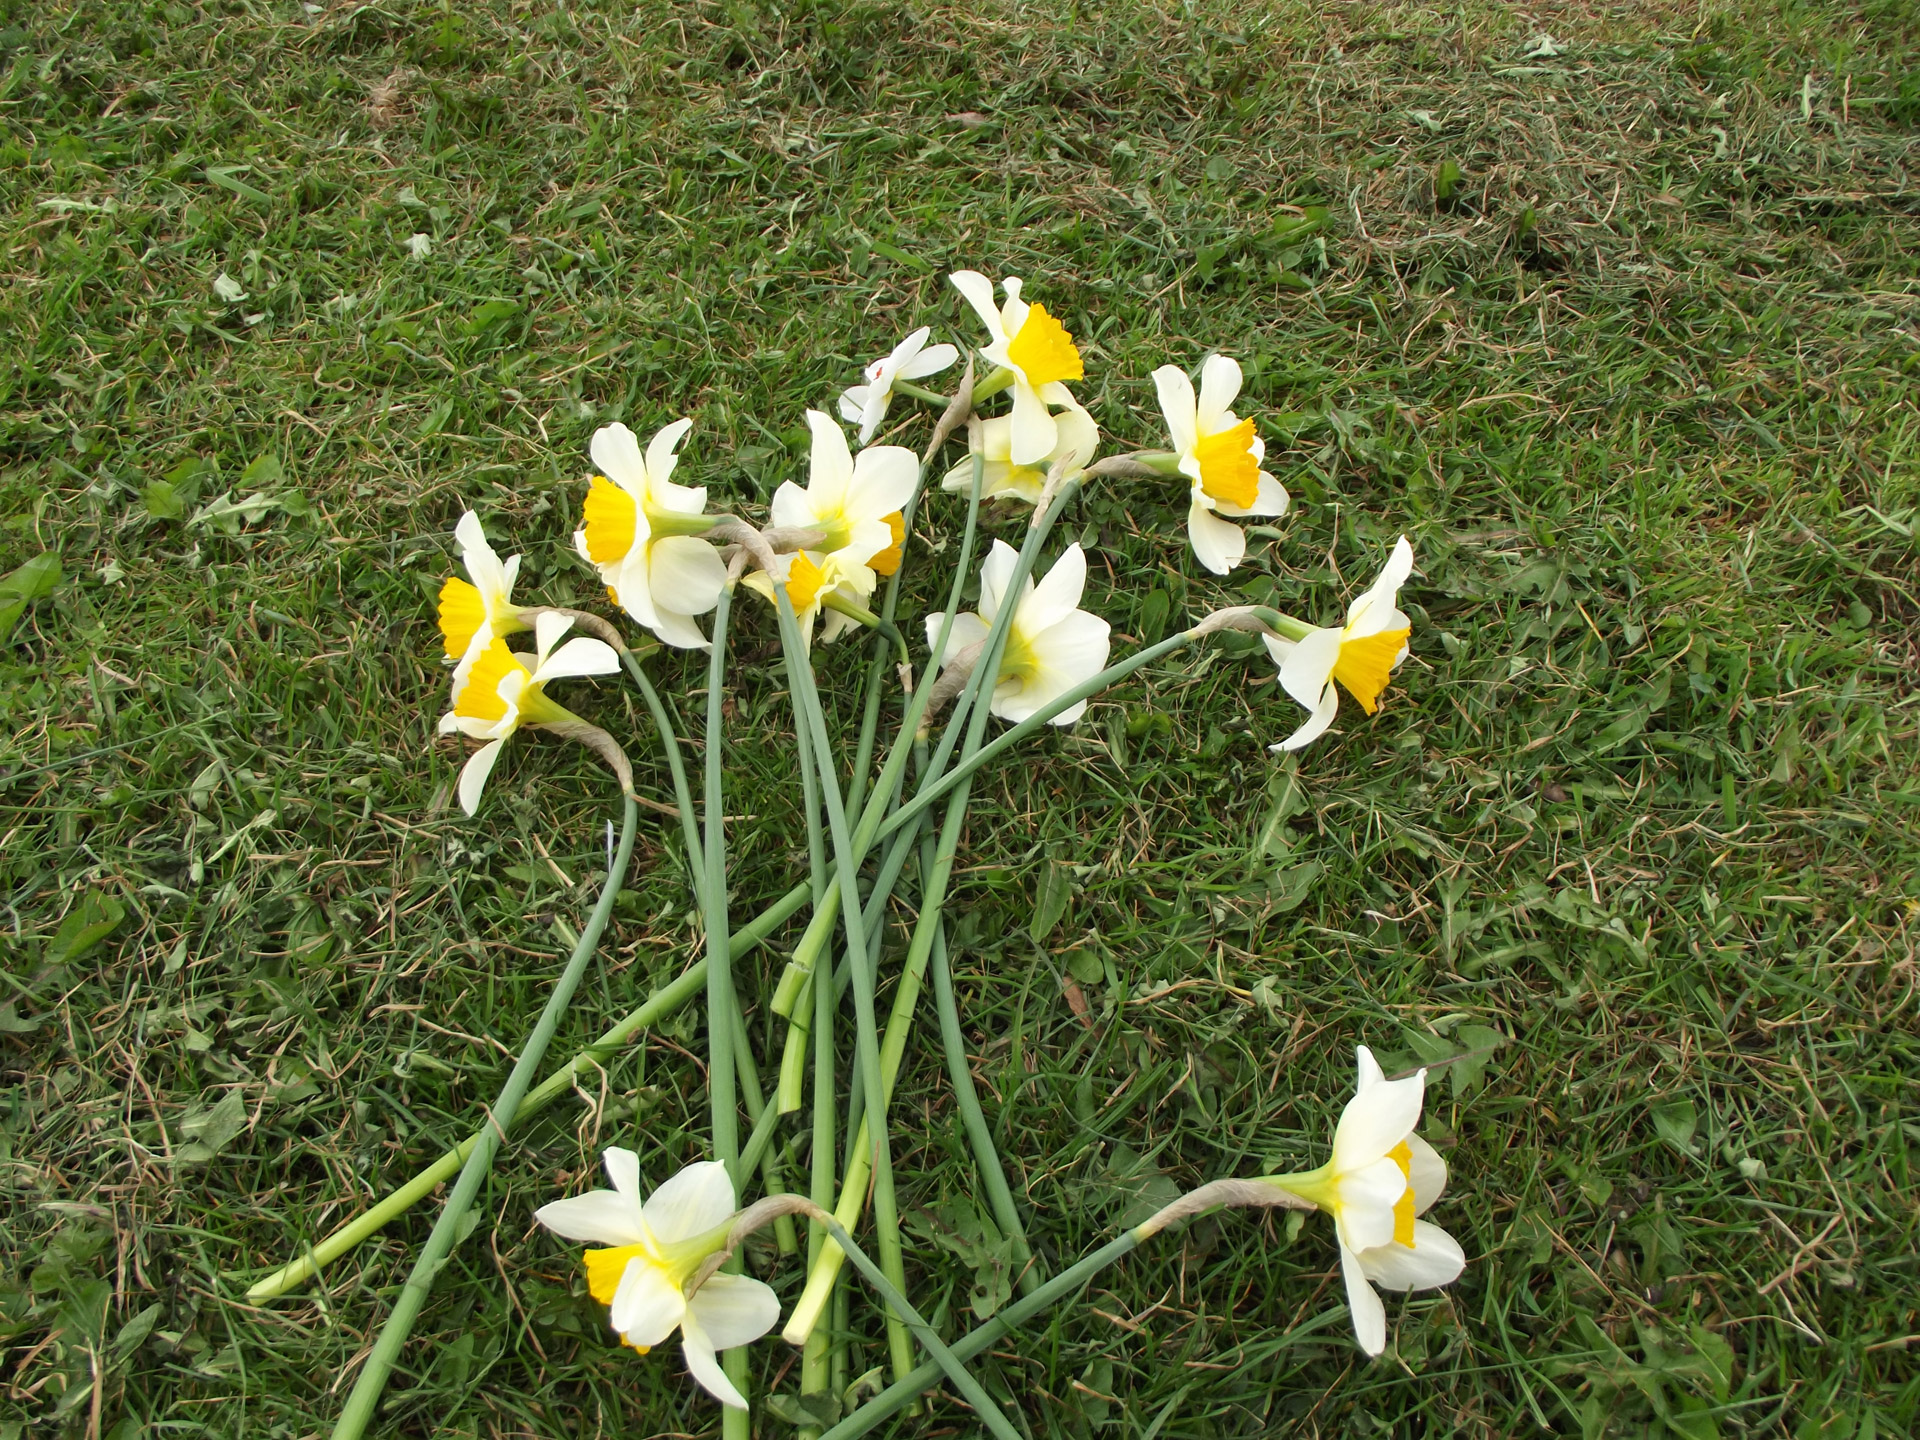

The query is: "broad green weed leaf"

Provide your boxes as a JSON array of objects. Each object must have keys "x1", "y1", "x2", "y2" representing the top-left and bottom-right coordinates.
[{"x1": 44, "y1": 893, "x2": 125, "y2": 967}]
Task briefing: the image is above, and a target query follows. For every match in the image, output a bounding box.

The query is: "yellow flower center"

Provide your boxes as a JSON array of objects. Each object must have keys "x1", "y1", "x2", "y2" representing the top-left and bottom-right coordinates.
[
  {"x1": 1387, "y1": 1140, "x2": 1417, "y2": 1247},
  {"x1": 451, "y1": 639, "x2": 527, "y2": 723},
  {"x1": 998, "y1": 628, "x2": 1039, "y2": 692},
  {"x1": 1005, "y1": 302, "x2": 1083, "y2": 387},
  {"x1": 1330, "y1": 627, "x2": 1409, "y2": 715},
  {"x1": 580, "y1": 476, "x2": 638, "y2": 564},
  {"x1": 1193, "y1": 419, "x2": 1261, "y2": 510},
  {"x1": 868, "y1": 512, "x2": 906, "y2": 577},
  {"x1": 437, "y1": 576, "x2": 487, "y2": 659},
  {"x1": 785, "y1": 552, "x2": 829, "y2": 612}
]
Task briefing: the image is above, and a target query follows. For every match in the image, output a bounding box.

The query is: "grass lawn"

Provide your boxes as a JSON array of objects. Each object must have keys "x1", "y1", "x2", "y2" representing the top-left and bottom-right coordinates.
[{"x1": 3, "y1": 0, "x2": 1918, "y2": 1435}]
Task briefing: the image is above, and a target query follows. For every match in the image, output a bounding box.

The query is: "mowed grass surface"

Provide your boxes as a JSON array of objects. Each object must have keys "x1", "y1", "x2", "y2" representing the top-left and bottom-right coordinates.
[{"x1": 3, "y1": 0, "x2": 1918, "y2": 1435}]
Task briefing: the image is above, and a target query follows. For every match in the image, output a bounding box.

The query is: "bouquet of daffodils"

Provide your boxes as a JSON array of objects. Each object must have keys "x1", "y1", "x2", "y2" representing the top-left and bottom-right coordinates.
[{"x1": 253, "y1": 273, "x2": 1463, "y2": 1440}]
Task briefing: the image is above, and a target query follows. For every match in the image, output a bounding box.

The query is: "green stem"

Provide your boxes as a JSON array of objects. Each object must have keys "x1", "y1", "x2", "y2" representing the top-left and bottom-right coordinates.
[
  {"x1": 812, "y1": 1212, "x2": 1021, "y2": 1440},
  {"x1": 328, "y1": 798, "x2": 640, "y2": 1440},
  {"x1": 620, "y1": 649, "x2": 706, "y2": 899},
  {"x1": 774, "y1": 591, "x2": 909, "y2": 1380},
  {"x1": 818, "y1": 1231, "x2": 1142, "y2": 1440},
  {"x1": 703, "y1": 586, "x2": 740, "y2": 1170},
  {"x1": 929, "y1": 902, "x2": 1038, "y2": 1295}
]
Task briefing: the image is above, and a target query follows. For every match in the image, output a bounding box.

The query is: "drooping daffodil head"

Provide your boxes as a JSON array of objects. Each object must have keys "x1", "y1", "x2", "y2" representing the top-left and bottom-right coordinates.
[
  {"x1": 436, "y1": 612, "x2": 620, "y2": 816},
  {"x1": 574, "y1": 420, "x2": 728, "y2": 651},
  {"x1": 940, "y1": 404, "x2": 1099, "y2": 507},
  {"x1": 1263, "y1": 1044, "x2": 1464, "y2": 1357},
  {"x1": 437, "y1": 511, "x2": 532, "y2": 661},
  {"x1": 949, "y1": 270, "x2": 1085, "y2": 467},
  {"x1": 838, "y1": 325, "x2": 959, "y2": 445},
  {"x1": 534, "y1": 1149, "x2": 779, "y2": 1410},
  {"x1": 1152, "y1": 355, "x2": 1290, "y2": 576},
  {"x1": 925, "y1": 540, "x2": 1111, "y2": 727},
  {"x1": 1263, "y1": 536, "x2": 1415, "y2": 752},
  {"x1": 744, "y1": 410, "x2": 918, "y2": 646}
]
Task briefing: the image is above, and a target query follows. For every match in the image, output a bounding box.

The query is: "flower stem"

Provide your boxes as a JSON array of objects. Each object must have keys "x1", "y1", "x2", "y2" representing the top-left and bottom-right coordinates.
[
  {"x1": 327, "y1": 797, "x2": 640, "y2": 1440},
  {"x1": 817, "y1": 1231, "x2": 1142, "y2": 1440}
]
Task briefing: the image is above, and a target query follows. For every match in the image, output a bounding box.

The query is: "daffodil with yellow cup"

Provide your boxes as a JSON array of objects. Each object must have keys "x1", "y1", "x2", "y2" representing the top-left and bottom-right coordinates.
[
  {"x1": 1262, "y1": 536, "x2": 1414, "y2": 751},
  {"x1": 925, "y1": 540, "x2": 1111, "y2": 726},
  {"x1": 1256, "y1": 1045, "x2": 1464, "y2": 1356},
  {"x1": 839, "y1": 325, "x2": 960, "y2": 444},
  {"x1": 949, "y1": 270, "x2": 1086, "y2": 466},
  {"x1": 940, "y1": 404, "x2": 1099, "y2": 506},
  {"x1": 436, "y1": 511, "x2": 531, "y2": 661},
  {"x1": 534, "y1": 1148, "x2": 779, "y2": 1410},
  {"x1": 1151, "y1": 354, "x2": 1290, "y2": 575},
  {"x1": 743, "y1": 410, "x2": 918, "y2": 646},
  {"x1": 436, "y1": 612, "x2": 621, "y2": 815},
  {"x1": 574, "y1": 419, "x2": 728, "y2": 650}
]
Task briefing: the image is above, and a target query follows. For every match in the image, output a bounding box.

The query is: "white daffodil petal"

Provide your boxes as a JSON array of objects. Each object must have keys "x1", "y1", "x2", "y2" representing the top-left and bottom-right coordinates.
[
  {"x1": 1346, "y1": 537, "x2": 1416, "y2": 632},
  {"x1": 1407, "y1": 1133, "x2": 1448, "y2": 1213},
  {"x1": 1276, "y1": 684, "x2": 1339, "y2": 752},
  {"x1": 1339, "y1": 1241, "x2": 1389, "y2": 1357},
  {"x1": 1196, "y1": 353, "x2": 1243, "y2": 433},
  {"x1": 649, "y1": 607, "x2": 712, "y2": 651},
  {"x1": 680, "y1": 1318, "x2": 749, "y2": 1410},
  {"x1": 611, "y1": 1260, "x2": 686, "y2": 1348},
  {"x1": 590, "y1": 422, "x2": 647, "y2": 490},
  {"x1": 1024, "y1": 543, "x2": 1088, "y2": 635},
  {"x1": 1335, "y1": 1157, "x2": 1409, "y2": 1252},
  {"x1": 768, "y1": 479, "x2": 816, "y2": 532},
  {"x1": 604, "y1": 1147, "x2": 646, "y2": 1204},
  {"x1": 977, "y1": 538, "x2": 1022, "y2": 624},
  {"x1": 847, "y1": 444, "x2": 919, "y2": 519},
  {"x1": 926, "y1": 610, "x2": 990, "y2": 669},
  {"x1": 1261, "y1": 633, "x2": 1295, "y2": 669},
  {"x1": 838, "y1": 386, "x2": 872, "y2": 427},
  {"x1": 1331, "y1": 1070, "x2": 1426, "y2": 1175},
  {"x1": 533, "y1": 1190, "x2": 647, "y2": 1247},
  {"x1": 456, "y1": 739, "x2": 505, "y2": 817},
  {"x1": 1007, "y1": 381, "x2": 1058, "y2": 466},
  {"x1": 1186, "y1": 497, "x2": 1245, "y2": 575},
  {"x1": 805, "y1": 409, "x2": 855, "y2": 510},
  {"x1": 948, "y1": 270, "x2": 1005, "y2": 340},
  {"x1": 641, "y1": 1160, "x2": 737, "y2": 1244},
  {"x1": 1026, "y1": 610, "x2": 1111, "y2": 723},
  {"x1": 533, "y1": 609, "x2": 574, "y2": 661},
  {"x1": 1248, "y1": 471, "x2": 1290, "y2": 518},
  {"x1": 643, "y1": 417, "x2": 695, "y2": 490},
  {"x1": 647, "y1": 536, "x2": 728, "y2": 618},
  {"x1": 455, "y1": 512, "x2": 509, "y2": 598},
  {"x1": 1358, "y1": 1221, "x2": 1466, "y2": 1292},
  {"x1": 898, "y1": 341, "x2": 959, "y2": 378},
  {"x1": 686, "y1": 1273, "x2": 781, "y2": 1351},
  {"x1": 1355, "y1": 1045, "x2": 1387, "y2": 1093},
  {"x1": 1152, "y1": 364, "x2": 1200, "y2": 457},
  {"x1": 1279, "y1": 627, "x2": 1344, "y2": 713},
  {"x1": 531, "y1": 636, "x2": 620, "y2": 686}
]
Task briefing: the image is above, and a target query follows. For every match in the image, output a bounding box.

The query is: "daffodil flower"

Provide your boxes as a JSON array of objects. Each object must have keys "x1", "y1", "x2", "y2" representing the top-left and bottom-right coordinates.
[
  {"x1": 940, "y1": 404, "x2": 1099, "y2": 506},
  {"x1": 436, "y1": 511, "x2": 531, "y2": 661},
  {"x1": 838, "y1": 325, "x2": 960, "y2": 444},
  {"x1": 744, "y1": 410, "x2": 918, "y2": 645},
  {"x1": 1152, "y1": 355, "x2": 1290, "y2": 575},
  {"x1": 1262, "y1": 536, "x2": 1414, "y2": 752},
  {"x1": 436, "y1": 612, "x2": 620, "y2": 815},
  {"x1": 1260, "y1": 1045, "x2": 1465, "y2": 1356},
  {"x1": 926, "y1": 540, "x2": 1111, "y2": 726},
  {"x1": 535, "y1": 1149, "x2": 779, "y2": 1410},
  {"x1": 949, "y1": 271, "x2": 1085, "y2": 466},
  {"x1": 574, "y1": 420, "x2": 728, "y2": 650}
]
